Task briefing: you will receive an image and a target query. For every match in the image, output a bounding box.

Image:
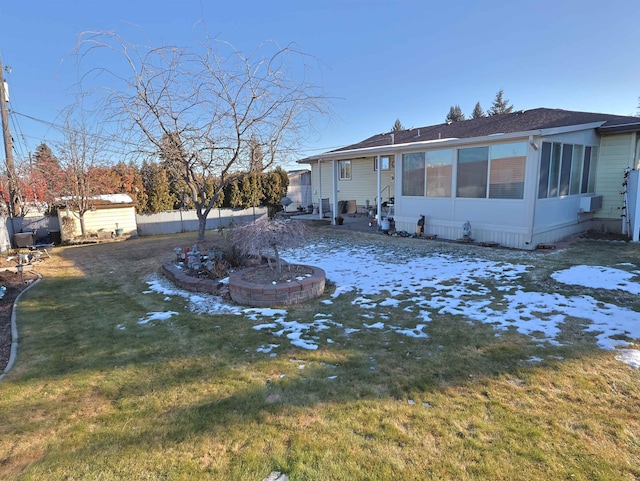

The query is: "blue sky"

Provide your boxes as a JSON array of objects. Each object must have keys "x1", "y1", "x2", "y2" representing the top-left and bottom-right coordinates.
[{"x1": 1, "y1": 0, "x2": 639, "y2": 168}]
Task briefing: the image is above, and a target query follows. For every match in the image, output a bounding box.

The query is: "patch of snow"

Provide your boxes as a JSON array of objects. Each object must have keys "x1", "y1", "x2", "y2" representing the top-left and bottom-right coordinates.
[
  {"x1": 141, "y1": 239, "x2": 640, "y2": 366},
  {"x1": 256, "y1": 344, "x2": 279, "y2": 353},
  {"x1": 615, "y1": 349, "x2": 640, "y2": 369},
  {"x1": 364, "y1": 322, "x2": 385, "y2": 329},
  {"x1": 138, "y1": 311, "x2": 179, "y2": 325},
  {"x1": 551, "y1": 265, "x2": 640, "y2": 294}
]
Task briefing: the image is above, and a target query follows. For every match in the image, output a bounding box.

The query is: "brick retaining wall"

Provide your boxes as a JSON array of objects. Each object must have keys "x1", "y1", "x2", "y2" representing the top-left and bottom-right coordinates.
[
  {"x1": 162, "y1": 262, "x2": 225, "y2": 295},
  {"x1": 229, "y1": 265, "x2": 325, "y2": 307}
]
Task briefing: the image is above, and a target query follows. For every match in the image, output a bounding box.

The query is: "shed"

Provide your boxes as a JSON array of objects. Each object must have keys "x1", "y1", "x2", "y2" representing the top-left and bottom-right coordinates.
[{"x1": 56, "y1": 194, "x2": 138, "y2": 241}]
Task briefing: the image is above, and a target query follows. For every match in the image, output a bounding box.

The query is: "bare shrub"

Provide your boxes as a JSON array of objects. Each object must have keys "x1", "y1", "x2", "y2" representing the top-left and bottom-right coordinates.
[{"x1": 232, "y1": 218, "x2": 306, "y2": 273}]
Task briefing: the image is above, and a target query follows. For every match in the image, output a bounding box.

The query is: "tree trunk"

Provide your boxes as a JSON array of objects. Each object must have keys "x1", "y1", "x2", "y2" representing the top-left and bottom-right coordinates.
[
  {"x1": 79, "y1": 214, "x2": 87, "y2": 238},
  {"x1": 197, "y1": 217, "x2": 206, "y2": 242},
  {"x1": 273, "y1": 243, "x2": 281, "y2": 273}
]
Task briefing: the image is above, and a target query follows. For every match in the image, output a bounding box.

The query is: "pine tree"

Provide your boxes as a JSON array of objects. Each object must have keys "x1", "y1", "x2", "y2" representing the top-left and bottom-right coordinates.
[
  {"x1": 445, "y1": 105, "x2": 465, "y2": 123},
  {"x1": 471, "y1": 102, "x2": 485, "y2": 119},
  {"x1": 32, "y1": 142, "x2": 64, "y2": 204},
  {"x1": 488, "y1": 89, "x2": 514, "y2": 116},
  {"x1": 391, "y1": 118, "x2": 404, "y2": 131}
]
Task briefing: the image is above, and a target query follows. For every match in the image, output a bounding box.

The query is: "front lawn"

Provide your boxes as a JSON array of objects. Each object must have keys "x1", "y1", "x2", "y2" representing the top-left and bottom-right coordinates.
[{"x1": 1, "y1": 229, "x2": 639, "y2": 480}]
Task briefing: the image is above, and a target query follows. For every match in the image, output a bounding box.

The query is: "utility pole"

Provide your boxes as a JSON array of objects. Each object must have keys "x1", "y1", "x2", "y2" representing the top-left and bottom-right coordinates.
[{"x1": 0, "y1": 56, "x2": 20, "y2": 218}]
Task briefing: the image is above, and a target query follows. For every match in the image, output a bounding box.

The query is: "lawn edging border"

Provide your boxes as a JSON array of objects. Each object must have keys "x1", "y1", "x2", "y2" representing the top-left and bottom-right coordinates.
[{"x1": 0, "y1": 275, "x2": 42, "y2": 382}]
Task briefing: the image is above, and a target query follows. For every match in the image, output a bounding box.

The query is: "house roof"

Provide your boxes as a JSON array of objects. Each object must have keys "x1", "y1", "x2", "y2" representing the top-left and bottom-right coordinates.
[{"x1": 302, "y1": 108, "x2": 640, "y2": 161}]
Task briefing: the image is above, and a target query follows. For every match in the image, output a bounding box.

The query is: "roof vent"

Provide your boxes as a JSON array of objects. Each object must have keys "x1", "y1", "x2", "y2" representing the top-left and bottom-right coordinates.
[{"x1": 390, "y1": 133, "x2": 395, "y2": 144}]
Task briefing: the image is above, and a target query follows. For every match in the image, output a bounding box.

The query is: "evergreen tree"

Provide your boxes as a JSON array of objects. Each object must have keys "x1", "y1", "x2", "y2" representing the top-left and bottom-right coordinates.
[
  {"x1": 487, "y1": 89, "x2": 514, "y2": 116},
  {"x1": 471, "y1": 102, "x2": 485, "y2": 119},
  {"x1": 445, "y1": 105, "x2": 465, "y2": 122},
  {"x1": 391, "y1": 118, "x2": 404, "y2": 131},
  {"x1": 32, "y1": 142, "x2": 64, "y2": 204},
  {"x1": 239, "y1": 173, "x2": 264, "y2": 208},
  {"x1": 228, "y1": 180, "x2": 243, "y2": 208},
  {"x1": 140, "y1": 160, "x2": 175, "y2": 214},
  {"x1": 262, "y1": 169, "x2": 285, "y2": 206}
]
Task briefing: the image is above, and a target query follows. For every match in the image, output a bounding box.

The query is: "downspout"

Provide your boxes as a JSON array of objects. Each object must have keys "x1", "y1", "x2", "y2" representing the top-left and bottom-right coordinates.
[
  {"x1": 632, "y1": 134, "x2": 640, "y2": 241},
  {"x1": 376, "y1": 155, "x2": 382, "y2": 227},
  {"x1": 317, "y1": 159, "x2": 323, "y2": 219},
  {"x1": 527, "y1": 135, "x2": 539, "y2": 247},
  {"x1": 332, "y1": 159, "x2": 338, "y2": 225}
]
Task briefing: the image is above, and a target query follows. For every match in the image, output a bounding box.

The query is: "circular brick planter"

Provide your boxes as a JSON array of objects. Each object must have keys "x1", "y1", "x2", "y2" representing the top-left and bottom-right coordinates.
[{"x1": 229, "y1": 265, "x2": 326, "y2": 307}]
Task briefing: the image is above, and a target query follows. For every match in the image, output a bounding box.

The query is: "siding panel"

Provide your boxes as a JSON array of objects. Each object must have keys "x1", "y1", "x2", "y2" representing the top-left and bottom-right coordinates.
[{"x1": 596, "y1": 134, "x2": 633, "y2": 219}]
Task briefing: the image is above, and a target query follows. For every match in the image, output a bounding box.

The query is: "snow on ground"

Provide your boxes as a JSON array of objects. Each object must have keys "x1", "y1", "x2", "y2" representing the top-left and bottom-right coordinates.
[{"x1": 142, "y1": 239, "x2": 640, "y2": 369}]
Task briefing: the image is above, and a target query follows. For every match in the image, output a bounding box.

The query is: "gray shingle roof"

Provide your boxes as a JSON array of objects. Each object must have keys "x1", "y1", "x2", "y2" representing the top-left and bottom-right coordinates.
[{"x1": 329, "y1": 108, "x2": 640, "y2": 154}]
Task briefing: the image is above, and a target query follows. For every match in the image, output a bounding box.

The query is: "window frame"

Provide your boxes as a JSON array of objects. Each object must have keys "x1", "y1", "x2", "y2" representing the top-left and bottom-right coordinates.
[
  {"x1": 374, "y1": 156, "x2": 391, "y2": 171},
  {"x1": 538, "y1": 141, "x2": 598, "y2": 199},
  {"x1": 339, "y1": 160, "x2": 352, "y2": 180}
]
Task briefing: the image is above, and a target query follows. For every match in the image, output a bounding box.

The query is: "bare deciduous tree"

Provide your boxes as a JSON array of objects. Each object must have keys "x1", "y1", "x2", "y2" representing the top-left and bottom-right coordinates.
[
  {"x1": 233, "y1": 218, "x2": 306, "y2": 273},
  {"x1": 57, "y1": 110, "x2": 112, "y2": 238},
  {"x1": 74, "y1": 31, "x2": 328, "y2": 241}
]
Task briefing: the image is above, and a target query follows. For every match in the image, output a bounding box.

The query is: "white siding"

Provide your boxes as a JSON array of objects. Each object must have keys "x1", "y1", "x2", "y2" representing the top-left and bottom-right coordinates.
[
  {"x1": 595, "y1": 134, "x2": 635, "y2": 220},
  {"x1": 395, "y1": 138, "x2": 538, "y2": 249},
  {"x1": 58, "y1": 206, "x2": 137, "y2": 239},
  {"x1": 309, "y1": 157, "x2": 393, "y2": 212}
]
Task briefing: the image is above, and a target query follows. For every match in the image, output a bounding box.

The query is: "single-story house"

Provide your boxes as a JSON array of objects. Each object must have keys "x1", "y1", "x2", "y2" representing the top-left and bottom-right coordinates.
[
  {"x1": 299, "y1": 108, "x2": 640, "y2": 250},
  {"x1": 56, "y1": 194, "x2": 138, "y2": 241}
]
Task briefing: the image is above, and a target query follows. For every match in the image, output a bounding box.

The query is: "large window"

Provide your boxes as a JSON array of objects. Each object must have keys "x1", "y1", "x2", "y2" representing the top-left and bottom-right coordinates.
[
  {"x1": 402, "y1": 149, "x2": 453, "y2": 197},
  {"x1": 402, "y1": 143, "x2": 525, "y2": 200},
  {"x1": 488, "y1": 142, "x2": 526, "y2": 199},
  {"x1": 538, "y1": 142, "x2": 598, "y2": 198},
  {"x1": 426, "y1": 149, "x2": 453, "y2": 197},
  {"x1": 402, "y1": 152, "x2": 425, "y2": 196},
  {"x1": 339, "y1": 160, "x2": 351, "y2": 180},
  {"x1": 457, "y1": 147, "x2": 489, "y2": 198}
]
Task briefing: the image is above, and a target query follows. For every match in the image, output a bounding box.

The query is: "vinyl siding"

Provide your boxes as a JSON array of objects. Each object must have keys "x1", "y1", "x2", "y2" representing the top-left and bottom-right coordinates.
[
  {"x1": 58, "y1": 206, "x2": 138, "y2": 239},
  {"x1": 310, "y1": 157, "x2": 394, "y2": 211},
  {"x1": 595, "y1": 134, "x2": 634, "y2": 219}
]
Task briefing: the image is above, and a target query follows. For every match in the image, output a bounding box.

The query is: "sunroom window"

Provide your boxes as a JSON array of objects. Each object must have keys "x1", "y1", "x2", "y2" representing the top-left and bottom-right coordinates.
[
  {"x1": 401, "y1": 152, "x2": 425, "y2": 196},
  {"x1": 488, "y1": 142, "x2": 526, "y2": 199},
  {"x1": 426, "y1": 149, "x2": 453, "y2": 197},
  {"x1": 538, "y1": 142, "x2": 598, "y2": 198},
  {"x1": 456, "y1": 147, "x2": 489, "y2": 198}
]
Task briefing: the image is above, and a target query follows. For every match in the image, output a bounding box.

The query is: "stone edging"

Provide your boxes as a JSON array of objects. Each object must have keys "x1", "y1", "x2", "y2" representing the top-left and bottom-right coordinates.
[
  {"x1": 161, "y1": 262, "x2": 226, "y2": 295},
  {"x1": 229, "y1": 265, "x2": 325, "y2": 307}
]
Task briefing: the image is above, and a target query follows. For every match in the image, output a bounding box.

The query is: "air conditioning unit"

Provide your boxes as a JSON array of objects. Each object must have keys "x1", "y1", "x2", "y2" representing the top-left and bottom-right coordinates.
[{"x1": 579, "y1": 195, "x2": 603, "y2": 213}]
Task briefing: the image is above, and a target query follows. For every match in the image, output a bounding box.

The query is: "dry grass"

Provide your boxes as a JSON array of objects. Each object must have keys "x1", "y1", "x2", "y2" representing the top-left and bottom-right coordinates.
[{"x1": 1, "y1": 229, "x2": 639, "y2": 480}]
